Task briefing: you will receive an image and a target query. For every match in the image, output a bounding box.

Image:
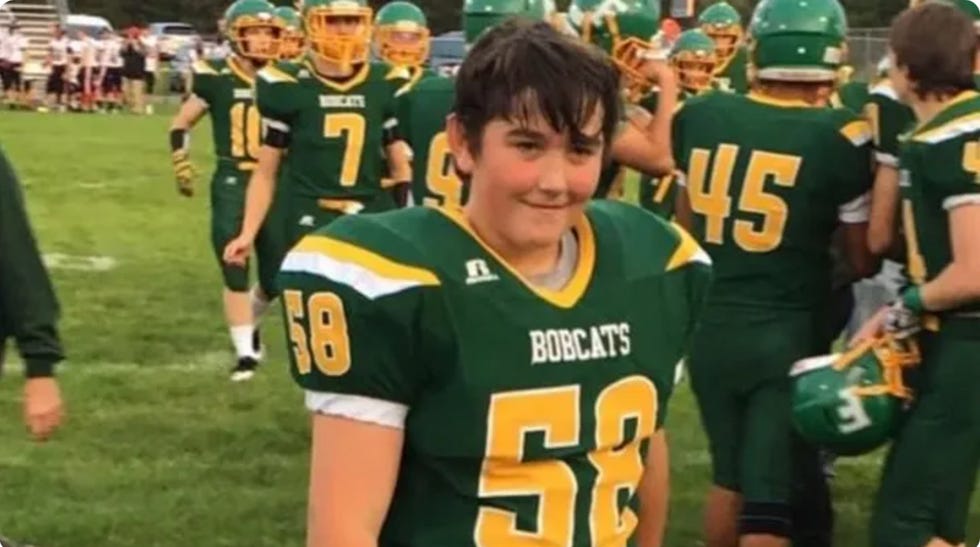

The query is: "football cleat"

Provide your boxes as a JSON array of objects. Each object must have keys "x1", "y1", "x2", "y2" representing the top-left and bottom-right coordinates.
[
  {"x1": 790, "y1": 333, "x2": 921, "y2": 456},
  {"x1": 230, "y1": 356, "x2": 259, "y2": 382}
]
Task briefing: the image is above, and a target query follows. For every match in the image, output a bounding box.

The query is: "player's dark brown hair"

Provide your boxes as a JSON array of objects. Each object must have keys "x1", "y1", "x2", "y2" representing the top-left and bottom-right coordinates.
[
  {"x1": 890, "y1": 2, "x2": 977, "y2": 100},
  {"x1": 452, "y1": 18, "x2": 622, "y2": 158}
]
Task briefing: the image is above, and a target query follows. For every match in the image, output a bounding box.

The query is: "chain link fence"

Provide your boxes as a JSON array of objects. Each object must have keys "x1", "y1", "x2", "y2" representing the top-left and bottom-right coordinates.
[{"x1": 847, "y1": 28, "x2": 890, "y2": 82}]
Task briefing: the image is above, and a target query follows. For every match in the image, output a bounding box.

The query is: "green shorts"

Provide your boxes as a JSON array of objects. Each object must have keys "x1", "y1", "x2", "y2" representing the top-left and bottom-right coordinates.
[
  {"x1": 687, "y1": 307, "x2": 821, "y2": 504},
  {"x1": 210, "y1": 168, "x2": 289, "y2": 294},
  {"x1": 870, "y1": 319, "x2": 980, "y2": 547}
]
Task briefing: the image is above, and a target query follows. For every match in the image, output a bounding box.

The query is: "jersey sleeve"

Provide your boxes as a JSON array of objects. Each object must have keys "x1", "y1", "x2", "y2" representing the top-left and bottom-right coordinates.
[
  {"x1": 832, "y1": 114, "x2": 875, "y2": 223},
  {"x1": 867, "y1": 85, "x2": 914, "y2": 168},
  {"x1": 256, "y1": 64, "x2": 300, "y2": 143},
  {"x1": 276, "y1": 221, "x2": 439, "y2": 428},
  {"x1": 916, "y1": 131, "x2": 980, "y2": 210},
  {"x1": 189, "y1": 60, "x2": 217, "y2": 105}
]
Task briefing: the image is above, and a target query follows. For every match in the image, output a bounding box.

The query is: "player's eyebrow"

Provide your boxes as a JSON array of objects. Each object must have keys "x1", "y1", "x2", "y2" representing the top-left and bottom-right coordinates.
[{"x1": 505, "y1": 127, "x2": 547, "y2": 141}]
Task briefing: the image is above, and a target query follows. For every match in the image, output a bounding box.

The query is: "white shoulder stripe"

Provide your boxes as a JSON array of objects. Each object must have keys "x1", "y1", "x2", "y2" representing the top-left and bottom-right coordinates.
[
  {"x1": 281, "y1": 250, "x2": 429, "y2": 300},
  {"x1": 305, "y1": 391, "x2": 407, "y2": 429},
  {"x1": 913, "y1": 113, "x2": 980, "y2": 143}
]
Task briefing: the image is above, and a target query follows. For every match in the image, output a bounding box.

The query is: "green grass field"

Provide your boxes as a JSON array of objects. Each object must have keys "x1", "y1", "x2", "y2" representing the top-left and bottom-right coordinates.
[{"x1": 0, "y1": 111, "x2": 976, "y2": 547}]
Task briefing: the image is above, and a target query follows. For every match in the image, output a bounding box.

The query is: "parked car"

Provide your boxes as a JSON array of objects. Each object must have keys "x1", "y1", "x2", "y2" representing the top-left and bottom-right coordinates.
[
  {"x1": 148, "y1": 22, "x2": 200, "y2": 60},
  {"x1": 65, "y1": 14, "x2": 114, "y2": 37}
]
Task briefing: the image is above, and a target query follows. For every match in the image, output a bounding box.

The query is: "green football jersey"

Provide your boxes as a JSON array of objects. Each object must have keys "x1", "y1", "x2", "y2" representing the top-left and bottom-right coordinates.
[
  {"x1": 673, "y1": 91, "x2": 873, "y2": 310},
  {"x1": 256, "y1": 58, "x2": 404, "y2": 202},
  {"x1": 712, "y1": 45, "x2": 748, "y2": 94},
  {"x1": 191, "y1": 57, "x2": 261, "y2": 171},
  {"x1": 899, "y1": 90, "x2": 980, "y2": 320},
  {"x1": 396, "y1": 73, "x2": 465, "y2": 207},
  {"x1": 831, "y1": 80, "x2": 870, "y2": 116},
  {"x1": 867, "y1": 80, "x2": 915, "y2": 169},
  {"x1": 637, "y1": 90, "x2": 697, "y2": 218},
  {"x1": 277, "y1": 201, "x2": 712, "y2": 547}
]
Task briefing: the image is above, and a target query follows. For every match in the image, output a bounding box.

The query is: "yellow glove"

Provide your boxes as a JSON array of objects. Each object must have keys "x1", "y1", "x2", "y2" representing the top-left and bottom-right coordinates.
[{"x1": 172, "y1": 149, "x2": 196, "y2": 197}]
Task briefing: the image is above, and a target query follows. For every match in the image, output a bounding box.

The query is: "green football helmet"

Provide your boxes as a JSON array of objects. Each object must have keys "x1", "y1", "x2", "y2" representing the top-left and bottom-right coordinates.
[
  {"x1": 224, "y1": 0, "x2": 284, "y2": 61},
  {"x1": 567, "y1": 0, "x2": 661, "y2": 103},
  {"x1": 941, "y1": 0, "x2": 980, "y2": 29},
  {"x1": 671, "y1": 29, "x2": 717, "y2": 93},
  {"x1": 790, "y1": 334, "x2": 921, "y2": 456},
  {"x1": 304, "y1": 0, "x2": 373, "y2": 70},
  {"x1": 750, "y1": 0, "x2": 847, "y2": 82},
  {"x1": 274, "y1": 6, "x2": 305, "y2": 60},
  {"x1": 461, "y1": 0, "x2": 550, "y2": 46},
  {"x1": 698, "y1": 1, "x2": 742, "y2": 62},
  {"x1": 374, "y1": 1, "x2": 430, "y2": 67}
]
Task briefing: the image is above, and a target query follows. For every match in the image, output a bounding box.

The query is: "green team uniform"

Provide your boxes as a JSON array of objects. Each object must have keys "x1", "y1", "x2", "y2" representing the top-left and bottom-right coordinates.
[
  {"x1": 256, "y1": 58, "x2": 404, "y2": 244},
  {"x1": 867, "y1": 79, "x2": 914, "y2": 169},
  {"x1": 278, "y1": 201, "x2": 712, "y2": 546},
  {"x1": 712, "y1": 45, "x2": 748, "y2": 94},
  {"x1": 830, "y1": 80, "x2": 870, "y2": 115},
  {"x1": 870, "y1": 91, "x2": 980, "y2": 547},
  {"x1": 396, "y1": 72, "x2": 466, "y2": 207},
  {"x1": 191, "y1": 57, "x2": 288, "y2": 295},
  {"x1": 673, "y1": 91, "x2": 872, "y2": 504}
]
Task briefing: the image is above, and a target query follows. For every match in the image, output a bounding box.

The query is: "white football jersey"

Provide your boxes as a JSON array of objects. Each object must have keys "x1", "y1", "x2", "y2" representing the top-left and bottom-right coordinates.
[{"x1": 50, "y1": 36, "x2": 69, "y2": 65}]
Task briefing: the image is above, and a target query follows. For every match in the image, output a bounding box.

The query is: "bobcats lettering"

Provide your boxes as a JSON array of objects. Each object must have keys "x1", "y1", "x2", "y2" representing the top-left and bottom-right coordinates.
[{"x1": 529, "y1": 323, "x2": 632, "y2": 364}]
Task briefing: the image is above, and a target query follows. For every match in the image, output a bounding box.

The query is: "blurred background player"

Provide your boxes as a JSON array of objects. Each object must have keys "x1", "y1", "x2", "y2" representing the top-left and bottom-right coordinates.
[
  {"x1": 567, "y1": 0, "x2": 677, "y2": 199},
  {"x1": 673, "y1": 0, "x2": 877, "y2": 546},
  {"x1": 2, "y1": 24, "x2": 29, "y2": 109},
  {"x1": 275, "y1": 6, "x2": 305, "y2": 61},
  {"x1": 43, "y1": 25, "x2": 70, "y2": 112},
  {"x1": 223, "y1": 0, "x2": 413, "y2": 268},
  {"x1": 169, "y1": 0, "x2": 285, "y2": 381},
  {"x1": 698, "y1": 1, "x2": 748, "y2": 94},
  {"x1": 637, "y1": 28, "x2": 718, "y2": 220},
  {"x1": 373, "y1": 0, "x2": 431, "y2": 86}
]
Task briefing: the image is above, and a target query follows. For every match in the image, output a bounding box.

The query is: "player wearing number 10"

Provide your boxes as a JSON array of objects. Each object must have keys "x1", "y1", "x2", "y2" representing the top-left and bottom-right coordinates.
[
  {"x1": 673, "y1": 0, "x2": 876, "y2": 545},
  {"x1": 169, "y1": 0, "x2": 286, "y2": 381},
  {"x1": 278, "y1": 20, "x2": 712, "y2": 546}
]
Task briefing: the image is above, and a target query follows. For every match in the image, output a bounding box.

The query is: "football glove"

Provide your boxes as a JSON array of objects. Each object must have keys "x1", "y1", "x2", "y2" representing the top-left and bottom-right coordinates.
[
  {"x1": 172, "y1": 150, "x2": 195, "y2": 197},
  {"x1": 883, "y1": 299, "x2": 921, "y2": 339}
]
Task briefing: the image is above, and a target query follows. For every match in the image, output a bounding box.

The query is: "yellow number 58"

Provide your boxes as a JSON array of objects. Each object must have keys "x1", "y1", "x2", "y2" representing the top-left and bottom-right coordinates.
[{"x1": 283, "y1": 290, "x2": 351, "y2": 376}]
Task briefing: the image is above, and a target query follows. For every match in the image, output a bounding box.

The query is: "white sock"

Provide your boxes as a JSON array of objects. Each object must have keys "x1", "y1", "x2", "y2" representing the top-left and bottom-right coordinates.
[
  {"x1": 230, "y1": 325, "x2": 257, "y2": 359},
  {"x1": 250, "y1": 286, "x2": 271, "y2": 323}
]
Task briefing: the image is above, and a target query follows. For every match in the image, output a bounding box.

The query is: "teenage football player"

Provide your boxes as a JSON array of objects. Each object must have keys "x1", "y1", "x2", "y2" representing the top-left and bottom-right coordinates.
[
  {"x1": 850, "y1": 4, "x2": 980, "y2": 547},
  {"x1": 275, "y1": 6, "x2": 305, "y2": 61},
  {"x1": 567, "y1": 0, "x2": 678, "y2": 199},
  {"x1": 672, "y1": 1, "x2": 877, "y2": 546},
  {"x1": 223, "y1": 0, "x2": 413, "y2": 265},
  {"x1": 638, "y1": 28, "x2": 718, "y2": 219},
  {"x1": 277, "y1": 19, "x2": 711, "y2": 546},
  {"x1": 373, "y1": 0, "x2": 432, "y2": 85},
  {"x1": 169, "y1": 0, "x2": 285, "y2": 381},
  {"x1": 698, "y1": 0, "x2": 748, "y2": 93}
]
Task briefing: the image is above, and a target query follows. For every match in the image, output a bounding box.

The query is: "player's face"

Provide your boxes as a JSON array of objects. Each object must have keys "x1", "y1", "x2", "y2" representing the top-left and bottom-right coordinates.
[
  {"x1": 453, "y1": 106, "x2": 605, "y2": 250},
  {"x1": 243, "y1": 26, "x2": 278, "y2": 56},
  {"x1": 325, "y1": 15, "x2": 364, "y2": 36}
]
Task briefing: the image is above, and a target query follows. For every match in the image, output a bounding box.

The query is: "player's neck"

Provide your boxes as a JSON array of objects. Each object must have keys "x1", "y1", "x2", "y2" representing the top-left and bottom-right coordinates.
[
  {"x1": 311, "y1": 56, "x2": 356, "y2": 79},
  {"x1": 753, "y1": 83, "x2": 824, "y2": 106},
  {"x1": 231, "y1": 55, "x2": 259, "y2": 77},
  {"x1": 909, "y1": 92, "x2": 965, "y2": 126},
  {"x1": 463, "y1": 205, "x2": 563, "y2": 280}
]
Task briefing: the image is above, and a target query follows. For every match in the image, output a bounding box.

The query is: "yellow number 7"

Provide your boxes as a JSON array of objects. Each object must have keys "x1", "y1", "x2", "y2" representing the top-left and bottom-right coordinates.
[
  {"x1": 687, "y1": 144, "x2": 802, "y2": 253},
  {"x1": 323, "y1": 113, "x2": 366, "y2": 187}
]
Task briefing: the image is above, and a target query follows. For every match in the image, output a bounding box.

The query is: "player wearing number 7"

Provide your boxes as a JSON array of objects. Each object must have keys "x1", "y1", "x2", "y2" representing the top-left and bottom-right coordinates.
[
  {"x1": 278, "y1": 19, "x2": 712, "y2": 547},
  {"x1": 169, "y1": 0, "x2": 287, "y2": 381},
  {"x1": 223, "y1": 0, "x2": 413, "y2": 268},
  {"x1": 672, "y1": 0, "x2": 878, "y2": 546}
]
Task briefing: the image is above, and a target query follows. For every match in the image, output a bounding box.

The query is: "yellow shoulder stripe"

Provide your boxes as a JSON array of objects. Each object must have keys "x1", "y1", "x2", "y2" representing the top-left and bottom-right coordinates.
[
  {"x1": 666, "y1": 223, "x2": 712, "y2": 272},
  {"x1": 913, "y1": 105, "x2": 980, "y2": 144},
  {"x1": 294, "y1": 235, "x2": 439, "y2": 286},
  {"x1": 258, "y1": 65, "x2": 298, "y2": 84},
  {"x1": 192, "y1": 60, "x2": 217, "y2": 75},
  {"x1": 839, "y1": 120, "x2": 873, "y2": 146}
]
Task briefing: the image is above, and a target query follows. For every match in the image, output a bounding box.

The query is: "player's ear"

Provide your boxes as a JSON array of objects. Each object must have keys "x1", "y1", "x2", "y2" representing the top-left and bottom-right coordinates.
[{"x1": 446, "y1": 113, "x2": 475, "y2": 176}]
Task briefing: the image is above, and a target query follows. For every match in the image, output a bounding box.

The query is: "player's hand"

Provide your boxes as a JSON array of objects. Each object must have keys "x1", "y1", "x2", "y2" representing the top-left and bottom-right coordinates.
[
  {"x1": 171, "y1": 149, "x2": 195, "y2": 197},
  {"x1": 223, "y1": 234, "x2": 253, "y2": 267},
  {"x1": 23, "y1": 377, "x2": 63, "y2": 442},
  {"x1": 641, "y1": 59, "x2": 676, "y2": 88}
]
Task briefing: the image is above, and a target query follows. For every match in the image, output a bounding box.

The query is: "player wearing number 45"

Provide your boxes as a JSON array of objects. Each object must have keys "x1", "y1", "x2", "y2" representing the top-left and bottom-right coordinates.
[
  {"x1": 277, "y1": 19, "x2": 712, "y2": 547},
  {"x1": 845, "y1": 4, "x2": 980, "y2": 547},
  {"x1": 672, "y1": 0, "x2": 878, "y2": 546},
  {"x1": 169, "y1": 0, "x2": 289, "y2": 381}
]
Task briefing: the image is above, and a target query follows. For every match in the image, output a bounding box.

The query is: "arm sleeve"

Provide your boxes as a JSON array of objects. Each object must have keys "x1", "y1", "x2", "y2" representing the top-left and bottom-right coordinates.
[
  {"x1": 867, "y1": 91, "x2": 914, "y2": 168},
  {"x1": 930, "y1": 135, "x2": 980, "y2": 210},
  {"x1": 670, "y1": 103, "x2": 688, "y2": 187},
  {"x1": 189, "y1": 61, "x2": 213, "y2": 106},
  {"x1": 0, "y1": 147, "x2": 65, "y2": 377},
  {"x1": 256, "y1": 69, "x2": 296, "y2": 147},
  {"x1": 276, "y1": 225, "x2": 436, "y2": 428},
  {"x1": 833, "y1": 117, "x2": 874, "y2": 221}
]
